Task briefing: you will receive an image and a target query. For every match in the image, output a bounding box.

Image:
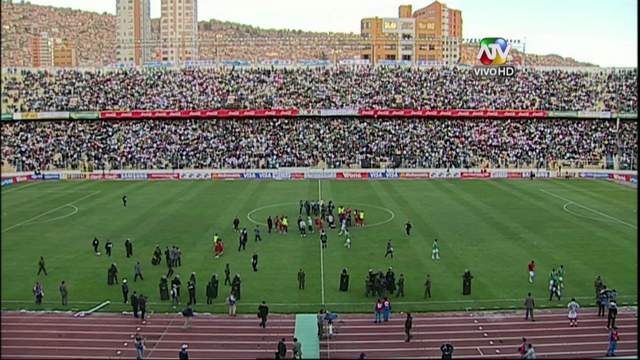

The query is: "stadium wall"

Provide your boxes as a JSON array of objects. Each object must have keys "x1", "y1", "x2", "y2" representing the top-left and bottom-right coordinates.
[{"x1": 1, "y1": 168, "x2": 637, "y2": 187}]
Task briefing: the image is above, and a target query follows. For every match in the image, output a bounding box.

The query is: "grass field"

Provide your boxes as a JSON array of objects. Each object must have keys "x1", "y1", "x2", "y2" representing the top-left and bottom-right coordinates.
[{"x1": 1, "y1": 179, "x2": 637, "y2": 314}]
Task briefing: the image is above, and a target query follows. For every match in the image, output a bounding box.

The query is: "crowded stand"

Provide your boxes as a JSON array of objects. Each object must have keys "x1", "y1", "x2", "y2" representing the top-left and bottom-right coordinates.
[
  {"x1": 1, "y1": 67, "x2": 637, "y2": 112},
  {"x1": 2, "y1": 118, "x2": 636, "y2": 172}
]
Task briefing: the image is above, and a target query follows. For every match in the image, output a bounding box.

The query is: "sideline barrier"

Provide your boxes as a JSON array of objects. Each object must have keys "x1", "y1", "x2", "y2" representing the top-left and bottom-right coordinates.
[{"x1": 2, "y1": 169, "x2": 636, "y2": 187}]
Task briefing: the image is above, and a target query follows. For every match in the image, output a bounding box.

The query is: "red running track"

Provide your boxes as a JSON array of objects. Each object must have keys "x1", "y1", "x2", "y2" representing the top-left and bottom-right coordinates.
[
  {"x1": 1, "y1": 308, "x2": 636, "y2": 359},
  {"x1": 320, "y1": 308, "x2": 638, "y2": 359},
  {"x1": 1, "y1": 311, "x2": 296, "y2": 359}
]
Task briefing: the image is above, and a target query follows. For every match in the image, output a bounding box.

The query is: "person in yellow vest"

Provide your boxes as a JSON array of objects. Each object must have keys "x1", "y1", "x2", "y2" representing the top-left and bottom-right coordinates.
[
  {"x1": 212, "y1": 233, "x2": 220, "y2": 253},
  {"x1": 359, "y1": 211, "x2": 365, "y2": 227},
  {"x1": 282, "y1": 216, "x2": 289, "y2": 233}
]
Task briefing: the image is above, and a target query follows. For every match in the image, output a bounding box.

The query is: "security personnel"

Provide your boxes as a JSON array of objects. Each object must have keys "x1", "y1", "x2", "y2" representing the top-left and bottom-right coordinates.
[
  {"x1": 37, "y1": 256, "x2": 47, "y2": 276},
  {"x1": 92, "y1": 237, "x2": 100, "y2": 254},
  {"x1": 105, "y1": 240, "x2": 113, "y2": 257},
  {"x1": 122, "y1": 279, "x2": 129, "y2": 303},
  {"x1": 252, "y1": 253, "x2": 259, "y2": 272},
  {"x1": 187, "y1": 280, "x2": 196, "y2": 305},
  {"x1": 396, "y1": 273, "x2": 405, "y2": 297},
  {"x1": 59, "y1": 281, "x2": 68, "y2": 306},
  {"x1": 297, "y1": 269, "x2": 305, "y2": 289}
]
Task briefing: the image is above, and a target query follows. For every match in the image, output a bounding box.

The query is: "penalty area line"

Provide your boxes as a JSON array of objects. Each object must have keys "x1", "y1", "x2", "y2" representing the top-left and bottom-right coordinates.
[
  {"x1": 1, "y1": 191, "x2": 100, "y2": 233},
  {"x1": 540, "y1": 189, "x2": 636, "y2": 229}
]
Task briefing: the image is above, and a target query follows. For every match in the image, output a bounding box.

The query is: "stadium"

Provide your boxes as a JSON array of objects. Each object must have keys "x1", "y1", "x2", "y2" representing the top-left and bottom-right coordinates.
[{"x1": 1, "y1": 1, "x2": 638, "y2": 359}]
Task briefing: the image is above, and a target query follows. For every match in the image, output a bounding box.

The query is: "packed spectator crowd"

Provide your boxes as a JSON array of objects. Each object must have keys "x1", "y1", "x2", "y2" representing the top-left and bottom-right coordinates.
[
  {"x1": 2, "y1": 118, "x2": 636, "y2": 171},
  {"x1": 2, "y1": 67, "x2": 637, "y2": 112}
]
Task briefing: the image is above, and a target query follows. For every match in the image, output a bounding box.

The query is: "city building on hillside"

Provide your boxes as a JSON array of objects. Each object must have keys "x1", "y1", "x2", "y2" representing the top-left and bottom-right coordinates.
[
  {"x1": 160, "y1": 0, "x2": 198, "y2": 63},
  {"x1": 360, "y1": 1, "x2": 462, "y2": 65},
  {"x1": 52, "y1": 40, "x2": 78, "y2": 68},
  {"x1": 31, "y1": 32, "x2": 53, "y2": 67},
  {"x1": 116, "y1": 0, "x2": 151, "y2": 66},
  {"x1": 31, "y1": 33, "x2": 78, "y2": 68}
]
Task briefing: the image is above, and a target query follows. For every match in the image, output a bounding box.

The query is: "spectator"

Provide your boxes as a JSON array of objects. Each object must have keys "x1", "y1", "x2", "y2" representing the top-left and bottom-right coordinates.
[
  {"x1": 33, "y1": 282, "x2": 44, "y2": 305},
  {"x1": 182, "y1": 305, "x2": 194, "y2": 329},
  {"x1": 404, "y1": 312, "x2": 413, "y2": 342},
  {"x1": 374, "y1": 299, "x2": 383, "y2": 324},
  {"x1": 524, "y1": 292, "x2": 535, "y2": 321},
  {"x1": 440, "y1": 343, "x2": 454, "y2": 360},
  {"x1": 2, "y1": 118, "x2": 636, "y2": 171},
  {"x1": 607, "y1": 300, "x2": 618, "y2": 329},
  {"x1": 2, "y1": 67, "x2": 636, "y2": 113},
  {"x1": 607, "y1": 326, "x2": 620, "y2": 357},
  {"x1": 382, "y1": 297, "x2": 391, "y2": 322},
  {"x1": 135, "y1": 333, "x2": 145, "y2": 360},
  {"x1": 567, "y1": 298, "x2": 580, "y2": 327},
  {"x1": 179, "y1": 344, "x2": 189, "y2": 360},
  {"x1": 317, "y1": 309, "x2": 325, "y2": 339},
  {"x1": 227, "y1": 292, "x2": 237, "y2": 316},
  {"x1": 598, "y1": 286, "x2": 609, "y2": 317},
  {"x1": 258, "y1": 300, "x2": 269, "y2": 328},
  {"x1": 523, "y1": 344, "x2": 536, "y2": 359},
  {"x1": 292, "y1": 337, "x2": 302, "y2": 360},
  {"x1": 276, "y1": 338, "x2": 287, "y2": 360},
  {"x1": 517, "y1": 337, "x2": 528, "y2": 359}
]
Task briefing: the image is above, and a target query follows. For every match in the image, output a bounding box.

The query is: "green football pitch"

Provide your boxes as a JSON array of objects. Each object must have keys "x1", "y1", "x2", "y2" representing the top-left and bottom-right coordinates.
[{"x1": 1, "y1": 179, "x2": 637, "y2": 314}]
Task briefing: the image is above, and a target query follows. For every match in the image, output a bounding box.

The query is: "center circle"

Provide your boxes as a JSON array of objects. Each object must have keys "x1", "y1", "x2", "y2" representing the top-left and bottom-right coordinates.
[{"x1": 246, "y1": 202, "x2": 395, "y2": 229}]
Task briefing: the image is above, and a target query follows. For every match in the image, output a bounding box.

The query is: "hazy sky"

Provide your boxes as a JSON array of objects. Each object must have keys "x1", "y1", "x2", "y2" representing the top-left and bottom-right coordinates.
[{"x1": 25, "y1": 0, "x2": 638, "y2": 67}]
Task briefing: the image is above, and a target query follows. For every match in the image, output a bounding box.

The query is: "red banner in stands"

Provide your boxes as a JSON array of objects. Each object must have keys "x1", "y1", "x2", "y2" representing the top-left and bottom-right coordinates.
[
  {"x1": 212, "y1": 173, "x2": 243, "y2": 180},
  {"x1": 336, "y1": 172, "x2": 370, "y2": 179},
  {"x1": 99, "y1": 109, "x2": 299, "y2": 119},
  {"x1": 461, "y1": 172, "x2": 491, "y2": 179},
  {"x1": 147, "y1": 173, "x2": 179, "y2": 180},
  {"x1": 88, "y1": 173, "x2": 121, "y2": 180},
  {"x1": 290, "y1": 172, "x2": 305, "y2": 180},
  {"x1": 507, "y1": 172, "x2": 524, "y2": 179},
  {"x1": 609, "y1": 173, "x2": 632, "y2": 182},
  {"x1": 358, "y1": 109, "x2": 548, "y2": 118}
]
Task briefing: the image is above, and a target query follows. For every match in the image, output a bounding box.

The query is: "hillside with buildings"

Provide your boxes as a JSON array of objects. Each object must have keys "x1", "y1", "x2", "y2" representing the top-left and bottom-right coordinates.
[{"x1": 1, "y1": 1, "x2": 595, "y2": 68}]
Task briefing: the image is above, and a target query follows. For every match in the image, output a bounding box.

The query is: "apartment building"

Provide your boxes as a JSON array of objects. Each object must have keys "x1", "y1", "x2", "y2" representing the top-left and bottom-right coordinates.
[
  {"x1": 116, "y1": 0, "x2": 151, "y2": 65},
  {"x1": 361, "y1": 1, "x2": 463, "y2": 65},
  {"x1": 160, "y1": 0, "x2": 198, "y2": 63}
]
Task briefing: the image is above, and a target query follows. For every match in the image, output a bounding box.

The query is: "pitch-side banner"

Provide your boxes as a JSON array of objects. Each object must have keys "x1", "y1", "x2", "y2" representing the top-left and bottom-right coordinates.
[
  {"x1": 99, "y1": 109, "x2": 299, "y2": 119},
  {"x1": 147, "y1": 173, "x2": 179, "y2": 180},
  {"x1": 461, "y1": 172, "x2": 491, "y2": 179},
  {"x1": 358, "y1": 109, "x2": 548, "y2": 118}
]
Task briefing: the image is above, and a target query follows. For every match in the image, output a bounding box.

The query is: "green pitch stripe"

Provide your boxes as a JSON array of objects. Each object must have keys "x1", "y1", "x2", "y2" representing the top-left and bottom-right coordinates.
[{"x1": 295, "y1": 314, "x2": 319, "y2": 359}]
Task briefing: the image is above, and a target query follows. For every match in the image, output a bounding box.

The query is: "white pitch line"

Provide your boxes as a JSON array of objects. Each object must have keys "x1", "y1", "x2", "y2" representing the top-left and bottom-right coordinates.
[
  {"x1": 25, "y1": 205, "x2": 78, "y2": 225},
  {"x1": 246, "y1": 202, "x2": 297, "y2": 226},
  {"x1": 145, "y1": 317, "x2": 175, "y2": 359},
  {"x1": 540, "y1": 189, "x2": 637, "y2": 229},
  {"x1": 1, "y1": 191, "x2": 100, "y2": 233},
  {"x1": 319, "y1": 179, "x2": 326, "y2": 307},
  {"x1": 1, "y1": 181, "x2": 40, "y2": 194},
  {"x1": 1, "y1": 294, "x2": 636, "y2": 306}
]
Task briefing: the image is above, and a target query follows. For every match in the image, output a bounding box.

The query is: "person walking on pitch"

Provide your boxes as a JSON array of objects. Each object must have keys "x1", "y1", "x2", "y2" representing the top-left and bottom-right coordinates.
[{"x1": 432, "y1": 239, "x2": 440, "y2": 260}]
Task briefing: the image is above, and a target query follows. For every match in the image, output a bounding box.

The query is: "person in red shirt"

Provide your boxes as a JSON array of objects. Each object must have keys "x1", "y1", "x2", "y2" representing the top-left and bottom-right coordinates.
[
  {"x1": 214, "y1": 239, "x2": 224, "y2": 258},
  {"x1": 314, "y1": 217, "x2": 323, "y2": 231},
  {"x1": 528, "y1": 261, "x2": 536, "y2": 283},
  {"x1": 374, "y1": 299, "x2": 383, "y2": 323}
]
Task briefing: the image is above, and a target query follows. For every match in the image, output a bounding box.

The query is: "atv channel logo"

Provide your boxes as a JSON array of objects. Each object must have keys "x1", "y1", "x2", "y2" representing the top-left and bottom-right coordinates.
[{"x1": 473, "y1": 37, "x2": 516, "y2": 78}]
